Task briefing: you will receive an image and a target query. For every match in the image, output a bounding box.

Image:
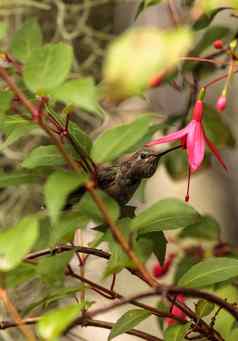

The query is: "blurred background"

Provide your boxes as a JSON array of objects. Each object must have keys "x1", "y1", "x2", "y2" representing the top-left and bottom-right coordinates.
[{"x1": 0, "y1": 1, "x2": 238, "y2": 340}]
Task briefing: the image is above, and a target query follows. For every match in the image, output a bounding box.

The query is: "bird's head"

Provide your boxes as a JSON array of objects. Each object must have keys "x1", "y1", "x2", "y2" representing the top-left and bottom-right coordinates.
[{"x1": 120, "y1": 145, "x2": 181, "y2": 179}]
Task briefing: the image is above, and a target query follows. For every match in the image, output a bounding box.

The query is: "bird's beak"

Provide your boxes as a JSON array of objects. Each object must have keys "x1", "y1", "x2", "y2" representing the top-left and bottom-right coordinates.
[{"x1": 154, "y1": 145, "x2": 182, "y2": 157}]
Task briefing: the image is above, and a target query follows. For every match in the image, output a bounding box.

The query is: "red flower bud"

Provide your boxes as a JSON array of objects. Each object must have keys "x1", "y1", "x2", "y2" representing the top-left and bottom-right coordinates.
[
  {"x1": 213, "y1": 40, "x2": 223, "y2": 50},
  {"x1": 216, "y1": 95, "x2": 227, "y2": 112},
  {"x1": 152, "y1": 254, "x2": 175, "y2": 278},
  {"x1": 149, "y1": 73, "x2": 164, "y2": 88},
  {"x1": 192, "y1": 100, "x2": 204, "y2": 121},
  {"x1": 165, "y1": 295, "x2": 187, "y2": 326}
]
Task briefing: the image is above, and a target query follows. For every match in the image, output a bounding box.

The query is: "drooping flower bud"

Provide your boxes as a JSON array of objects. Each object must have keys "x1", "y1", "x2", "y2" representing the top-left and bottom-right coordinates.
[
  {"x1": 152, "y1": 254, "x2": 175, "y2": 278},
  {"x1": 213, "y1": 39, "x2": 223, "y2": 50},
  {"x1": 216, "y1": 95, "x2": 227, "y2": 112}
]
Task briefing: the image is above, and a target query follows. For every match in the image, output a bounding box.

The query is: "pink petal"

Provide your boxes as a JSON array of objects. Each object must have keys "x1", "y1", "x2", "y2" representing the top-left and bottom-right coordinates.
[
  {"x1": 204, "y1": 133, "x2": 227, "y2": 171},
  {"x1": 145, "y1": 126, "x2": 188, "y2": 146},
  {"x1": 186, "y1": 121, "x2": 205, "y2": 172}
]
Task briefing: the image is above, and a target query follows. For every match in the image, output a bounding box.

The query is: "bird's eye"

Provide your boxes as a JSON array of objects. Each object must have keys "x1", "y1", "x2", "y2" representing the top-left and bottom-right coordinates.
[{"x1": 140, "y1": 152, "x2": 147, "y2": 159}]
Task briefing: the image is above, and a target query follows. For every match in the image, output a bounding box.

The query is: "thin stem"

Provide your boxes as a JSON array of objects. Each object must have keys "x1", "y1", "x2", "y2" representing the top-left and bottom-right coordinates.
[
  {"x1": 203, "y1": 68, "x2": 238, "y2": 89},
  {"x1": 222, "y1": 59, "x2": 235, "y2": 95},
  {"x1": 0, "y1": 317, "x2": 38, "y2": 330},
  {"x1": 167, "y1": 0, "x2": 180, "y2": 26},
  {"x1": 110, "y1": 274, "x2": 116, "y2": 292},
  {"x1": 66, "y1": 266, "x2": 183, "y2": 322},
  {"x1": 85, "y1": 181, "x2": 157, "y2": 288},
  {"x1": 25, "y1": 245, "x2": 110, "y2": 261},
  {"x1": 0, "y1": 316, "x2": 162, "y2": 341},
  {"x1": 81, "y1": 318, "x2": 162, "y2": 341},
  {"x1": 181, "y1": 56, "x2": 228, "y2": 66},
  {"x1": 0, "y1": 289, "x2": 36, "y2": 341},
  {"x1": 82, "y1": 287, "x2": 238, "y2": 322}
]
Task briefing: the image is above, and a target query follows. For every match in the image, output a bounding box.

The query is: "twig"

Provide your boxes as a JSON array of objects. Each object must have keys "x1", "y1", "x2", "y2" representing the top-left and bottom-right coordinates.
[
  {"x1": 80, "y1": 287, "x2": 238, "y2": 323},
  {"x1": 0, "y1": 316, "x2": 162, "y2": 341},
  {"x1": 0, "y1": 317, "x2": 38, "y2": 330},
  {"x1": 203, "y1": 68, "x2": 238, "y2": 89},
  {"x1": 181, "y1": 56, "x2": 228, "y2": 66},
  {"x1": 81, "y1": 318, "x2": 162, "y2": 341},
  {"x1": 66, "y1": 266, "x2": 183, "y2": 322},
  {"x1": 0, "y1": 289, "x2": 36, "y2": 341},
  {"x1": 167, "y1": 0, "x2": 180, "y2": 26},
  {"x1": 25, "y1": 245, "x2": 110, "y2": 261}
]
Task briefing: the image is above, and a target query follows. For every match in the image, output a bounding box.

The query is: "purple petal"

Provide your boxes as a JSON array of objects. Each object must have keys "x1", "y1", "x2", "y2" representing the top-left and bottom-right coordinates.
[{"x1": 186, "y1": 121, "x2": 205, "y2": 172}]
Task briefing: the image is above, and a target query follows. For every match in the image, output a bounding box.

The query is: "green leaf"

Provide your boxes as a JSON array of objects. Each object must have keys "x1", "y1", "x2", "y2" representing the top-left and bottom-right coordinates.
[
  {"x1": 109, "y1": 309, "x2": 151, "y2": 340},
  {"x1": 103, "y1": 27, "x2": 192, "y2": 100},
  {"x1": 22, "y1": 145, "x2": 64, "y2": 169},
  {"x1": 196, "y1": 299, "x2": 215, "y2": 317},
  {"x1": 0, "y1": 115, "x2": 35, "y2": 134},
  {"x1": 131, "y1": 198, "x2": 200, "y2": 232},
  {"x1": 104, "y1": 218, "x2": 154, "y2": 277},
  {"x1": 127, "y1": 123, "x2": 166, "y2": 153},
  {"x1": 139, "y1": 231, "x2": 167, "y2": 265},
  {"x1": 36, "y1": 252, "x2": 73, "y2": 286},
  {"x1": 178, "y1": 257, "x2": 238, "y2": 288},
  {"x1": 76, "y1": 191, "x2": 120, "y2": 223},
  {"x1": 203, "y1": 105, "x2": 235, "y2": 148},
  {"x1": 68, "y1": 121, "x2": 92, "y2": 153},
  {"x1": 229, "y1": 328, "x2": 238, "y2": 341},
  {"x1": 0, "y1": 90, "x2": 13, "y2": 114},
  {"x1": 104, "y1": 219, "x2": 133, "y2": 277},
  {"x1": 0, "y1": 216, "x2": 38, "y2": 271},
  {"x1": 91, "y1": 115, "x2": 152, "y2": 163},
  {"x1": 49, "y1": 78, "x2": 100, "y2": 114},
  {"x1": 6, "y1": 263, "x2": 36, "y2": 288},
  {"x1": 179, "y1": 215, "x2": 220, "y2": 241},
  {"x1": 0, "y1": 126, "x2": 34, "y2": 151},
  {"x1": 164, "y1": 323, "x2": 190, "y2": 341},
  {"x1": 0, "y1": 22, "x2": 7, "y2": 40},
  {"x1": 164, "y1": 148, "x2": 188, "y2": 180},
  {"x1": 192, "y1": 7, "x2": 229, "y2": 30},
  {"x1": 0, "y1": 115, "x2": 36, "y2": 151},
  {"x1": 135, "y1": 0, "x2": 162, "y2": 19},
  {"x1": 24, "y1": 43, "x2": 73, "y2": 92},
  {"x1": 174, "y1": 254, "x2": 201, "y2": 284},
  {"x1": 156, "y1": 300, "x2": 169, "y2": 330},
  {"x1": 44, "y1": 170, "x2": 88, "y2": 224},
  {"x1": 24, "y1": 286, "x2": 84, "y2": 316},
  {"x1": 10, "y1": 18, "x2": 42, "y2": 62},
  {"x1": 50, "y1": 211, "x2": 89, "y2": 246},
  {"x1": 214, "y1": 284, "x2": 238, "y2": 339},
  {"x1": 134, "y1": 236, "x2": 154, "y2": 263},
  {"x1": 0, "y1": 170, "x2": 44, "y2": 187},
  {"x1": 37, "y1": 303, "x2": 84, "y2": 339}
]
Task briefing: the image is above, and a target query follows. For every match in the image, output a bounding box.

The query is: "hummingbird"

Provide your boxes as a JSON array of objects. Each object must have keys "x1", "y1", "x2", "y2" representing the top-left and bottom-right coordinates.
[{"x1": 67, "y1": 145, "x2": 180, "y2": 207}]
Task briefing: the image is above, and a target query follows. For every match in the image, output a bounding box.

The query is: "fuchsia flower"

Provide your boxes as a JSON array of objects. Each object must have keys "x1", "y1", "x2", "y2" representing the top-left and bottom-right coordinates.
[{"x1": 146, "y1": 100, "x2": 227, "y2": 201}]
